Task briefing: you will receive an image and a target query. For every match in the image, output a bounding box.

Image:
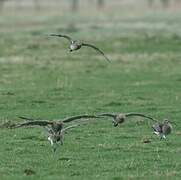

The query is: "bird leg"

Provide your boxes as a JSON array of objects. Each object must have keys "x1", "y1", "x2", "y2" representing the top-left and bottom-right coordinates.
[
  {"x1": 60, "y1": 137, "x2": 63, "y2": 146},
  {"x1": 53, "y1": 144, "x2": 58, "y2": 152},
  {"x1": 161, "y1": 134, "x2": 166, "y2": 139},
  {"x1": 48, "y1": 136, "x2": 54, "y2": 146}
]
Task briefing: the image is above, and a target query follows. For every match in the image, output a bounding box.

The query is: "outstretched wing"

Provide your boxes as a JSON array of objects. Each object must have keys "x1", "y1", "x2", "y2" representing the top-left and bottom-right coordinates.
[
  {"x1": 82, "y1": 43, "x2": 111, "y2": 62},
  {"x1": 125, "y1": 113, "x2": 157, "y2": 122},
  {"x1": 62, "y1": 119, "x2": 91, "y2": 133},
  {"x1": 0, "y1": 121, "x2": 16, "y2": 129},
  {"x1": 49, "y1": 34, "x2": 72, "y2": 42},
  {"x1": 15, "y1": 120, "x2": 52, "y2": 128},
  {"x1": 62, "y1": 115, "x2": 100, "y2": 123},
  {"x1": 62, "y1": 124, "x2": 80, "y2": 132},
  {"x1": 18, "y1": 116, "x2": 37, "y2": 121},
  {"x1": 97, "y1": 113, "x2": 116, "y2": 118}
]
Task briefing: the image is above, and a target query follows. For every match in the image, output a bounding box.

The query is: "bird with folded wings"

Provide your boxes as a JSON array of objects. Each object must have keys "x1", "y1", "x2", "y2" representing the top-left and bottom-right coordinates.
[
  {"x1": 152, "y1": 119, "x2": 172, "y2": 139},
  {"x1": 49, "y1": 34, "x2": 111, "y2": 62}
]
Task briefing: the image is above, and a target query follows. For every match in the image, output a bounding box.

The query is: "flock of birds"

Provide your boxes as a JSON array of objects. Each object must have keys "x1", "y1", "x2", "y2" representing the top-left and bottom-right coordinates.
[
  {"x1": 8, "y1": 112, "x2": 172, "y2": 152},
  {"x1": 3, "y1": 34, "x2": 173, "y2": 152}
]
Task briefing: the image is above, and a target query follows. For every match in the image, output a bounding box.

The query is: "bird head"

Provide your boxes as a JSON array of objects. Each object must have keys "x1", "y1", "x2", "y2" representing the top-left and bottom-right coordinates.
[
  {"x1": 52, "y1": 122, "x2": 63, "y2": 132},
  {"x1": 163, "y1": 119, "x2": 170, "y2": 124},
  {"x1": 163, "y1": 119, "x2": 176, "y2": 126},
  {"x1": 113, "y1": 114, "x2": 126, "y2": 127}
]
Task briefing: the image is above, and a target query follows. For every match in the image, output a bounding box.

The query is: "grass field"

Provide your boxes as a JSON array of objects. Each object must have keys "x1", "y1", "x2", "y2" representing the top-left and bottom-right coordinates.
[{"x1": 0, "y1": 7, "x2": 181, "y2": 180}]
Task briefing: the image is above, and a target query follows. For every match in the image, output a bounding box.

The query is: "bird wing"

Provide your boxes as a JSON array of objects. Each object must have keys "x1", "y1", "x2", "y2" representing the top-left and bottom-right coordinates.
[
  {"x1": 152, "y1": 122, "x2": 162, "y2": 133},
  {"x1": 62, "y1": 124, "x2": 80, "y2": 132},
  {"x1": 125, "y1": 113, "x2": 157, "y2": 122},
  {"x1": 97, "y1": 113, "x2": 116, "y2": 118},
  {"x1": 82, "y1": 43, "x2": 111, "y2": 62},
  {"x1": 49, "y1": 34, "x2": 72, "y2": 42},
  {"x1": 14, "y1": 120, "x2": 52, "y2": 128},
  {"x1": 62, "y1": 115, "x2": 100, "y2": 123},
  {"x1": 62, "y1": 119, "x2": 91, "y2": 132},
  {"x1": 18, "y1": 116, "x2": 37, "y2": 121}
]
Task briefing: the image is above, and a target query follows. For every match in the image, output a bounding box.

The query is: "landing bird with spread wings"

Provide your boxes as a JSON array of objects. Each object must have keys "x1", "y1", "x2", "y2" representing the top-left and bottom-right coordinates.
[
  {"x1": 152, "y1": 119, "x2": 172, "y2": 139},
  {"x1": 97, "y1": 112, "x2": 156, "y2": 127},
  {"x1": 49, "y1": 34, "x2": 111, "y2": 62},
  {"x1": 14, "y1": 114, "x2": 99, "y2": 152}
]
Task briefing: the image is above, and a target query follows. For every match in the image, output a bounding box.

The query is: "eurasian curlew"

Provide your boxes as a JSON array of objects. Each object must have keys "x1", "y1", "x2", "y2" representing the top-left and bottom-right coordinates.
[
  {"x1": 14, "y1": 114, "x2": 99, "y2": 151},
  {"x1": 97, "y1": 112, "x2": 156, "y2": 127},
  {"x1": 49, "y1": 34, "x2": 111, "y2": 62},
  {"x1": 152, "y1": 119, "x2": 172, "y2": 139}
]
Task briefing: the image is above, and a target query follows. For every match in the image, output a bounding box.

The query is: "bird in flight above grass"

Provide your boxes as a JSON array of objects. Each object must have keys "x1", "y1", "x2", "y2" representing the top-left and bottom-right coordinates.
[
  {"x1": 49, "y1": 34, "x2": 111, "y2": 63},
  {"x1": 152, "y1": 119, "x2": 172, "y2": 139},
  {"x1": 97, "y1": 112, "x2": 157, "y2": 127},
  {"x1": 14, "y1": 114, "x2": 100, "y2": 152}
]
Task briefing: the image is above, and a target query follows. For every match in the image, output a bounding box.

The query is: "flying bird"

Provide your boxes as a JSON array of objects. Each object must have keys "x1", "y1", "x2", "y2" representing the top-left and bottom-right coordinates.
[
  {"x1": 152, "y1": 119, "x2": 172, "y2": 139},
  {"x1": 49, "y1": 34, "x2": 111, "y2": 62},
  {"x1": 97, "y1": 112, "x2": 156, "y2": 127},
  {"x1": 14, "y1": 114, "x2": 100, "y2": 152}
]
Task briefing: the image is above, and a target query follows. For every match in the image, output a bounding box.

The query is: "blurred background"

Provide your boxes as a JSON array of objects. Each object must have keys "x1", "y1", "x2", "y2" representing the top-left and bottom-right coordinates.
[
  {"x1": 0, "y1": 0, "x2": 181, "y2": 12},
  {"x1": 0, "y1": 0, "x2": 181, "y2": 36}
]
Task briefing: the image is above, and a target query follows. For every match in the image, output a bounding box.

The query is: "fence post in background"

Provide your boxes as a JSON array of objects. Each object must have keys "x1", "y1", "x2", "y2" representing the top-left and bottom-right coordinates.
[
  {"x1": 71, "y1": 0, "x2": 79, "y2": 12},
  {"x1": 0, "y1": 0, "x2": 5, "y2": 11},
  {"x1": 34, "y1": 0, "x2": 40, "y2": 10},
  {"x1": 175, "y1": 0, "x2": 181, "y2": 6},
  {"x1": 97, "y1": 0, "x2": 105, "y2": 10},
  {"x1": 147, "y1": 0, "x2": 154, "y2": 8},
  {"x1": 160, "y1": 0, "x2": 169, "y2": 8}
]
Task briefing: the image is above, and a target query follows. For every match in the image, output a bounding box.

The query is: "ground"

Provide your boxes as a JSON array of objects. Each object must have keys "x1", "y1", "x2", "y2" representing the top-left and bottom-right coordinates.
[{"x1": 0, "y1": 5, "x2": 181, "y2": 180}]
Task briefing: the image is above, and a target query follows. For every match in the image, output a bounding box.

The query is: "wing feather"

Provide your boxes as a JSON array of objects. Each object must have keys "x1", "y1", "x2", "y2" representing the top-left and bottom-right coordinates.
[
  {"x1": 125, "y1": 113, "x2": 157, "y2": 122},
  {"x1": 62, "y1": 115, "x2": 99, "y2": 123},
  {"x1": 97, "y1": 113, "x2": 116, "y2": 118},
  {"x1": 82, "y1": 43, "x2": 111, "y2": 62},
  {"x1": 49, "y1": 34, "x2": 72, "y2": 42},
  {"x1": 15, "y1": 120, "x2": 52, "y2": 128},
  {"x1": 62, "y1": 124, "x2": 80, "y2": 132},
  {"x1": 18, "y1": 116, "x2": 36, "y2": 121}
]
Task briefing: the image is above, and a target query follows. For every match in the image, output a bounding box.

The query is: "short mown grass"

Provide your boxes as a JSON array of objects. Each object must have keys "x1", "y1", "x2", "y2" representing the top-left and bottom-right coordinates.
[{"x1": 0, "y1": 9, "x2": 181, "y2": 180}]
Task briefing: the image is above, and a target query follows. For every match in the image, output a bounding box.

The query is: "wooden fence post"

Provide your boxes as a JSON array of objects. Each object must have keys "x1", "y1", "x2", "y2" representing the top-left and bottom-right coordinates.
[
  {"x1": 0, "y1": 0, "x2": 5, "y2": 11},
  {"x1": 71, "y1": 0, "x2": 79, "y2": 12},
  {"x1": 148, "y1": 0, "x2": 154, "y2": 8},
  {"x1": 97, "y1": 0, "x2": 105, "y2": 9},
  {"x1": 160, "y1": 0, "x2": 169, "y2": 8}
]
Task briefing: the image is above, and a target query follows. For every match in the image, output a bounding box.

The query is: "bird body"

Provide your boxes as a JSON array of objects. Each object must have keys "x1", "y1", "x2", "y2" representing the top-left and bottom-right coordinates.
[
  {"x1": 49, "y1": 34, "x2": 111, "y2": 62},
  {"x1": 70, "y1": 40, "x2": 82, "y2": 51},
  {"x1": 152, "y1": 119, "x2": 172, "y2": 139},
  {"x1": 113, "y1": 113, "x2": 126, "y2": 126}
]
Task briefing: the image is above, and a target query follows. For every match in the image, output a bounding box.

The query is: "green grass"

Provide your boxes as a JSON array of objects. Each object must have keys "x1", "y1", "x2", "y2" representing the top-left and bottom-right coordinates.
[{"x1": 0, "y1": 9, "x2": 181, "y2": 180}]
